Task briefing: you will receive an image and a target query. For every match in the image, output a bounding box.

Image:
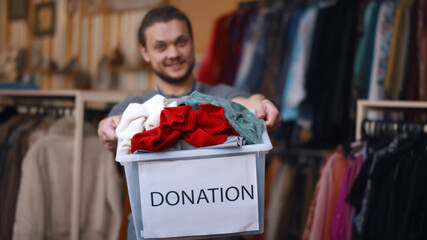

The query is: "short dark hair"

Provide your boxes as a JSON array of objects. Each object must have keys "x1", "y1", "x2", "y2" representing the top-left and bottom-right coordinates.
[{"x1": 138, "y1": 6, "x2": 193, "y2": 48}]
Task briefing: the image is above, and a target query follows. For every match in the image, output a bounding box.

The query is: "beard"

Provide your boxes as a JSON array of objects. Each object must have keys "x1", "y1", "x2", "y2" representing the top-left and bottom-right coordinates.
[{"x1": 152, "y1": 59, "x2": 195, "y2": 84}]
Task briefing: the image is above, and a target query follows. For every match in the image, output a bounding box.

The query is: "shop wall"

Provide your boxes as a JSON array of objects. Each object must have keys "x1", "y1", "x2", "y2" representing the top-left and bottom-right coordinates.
[{"x1": 0, "y1": 0, "x2": 244, "y2": 91}]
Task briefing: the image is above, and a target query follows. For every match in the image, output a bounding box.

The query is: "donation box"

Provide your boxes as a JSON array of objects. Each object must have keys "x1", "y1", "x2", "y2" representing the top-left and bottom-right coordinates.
[{"x1": 116, "y1": 131, "x2": 272, "y2": 240}]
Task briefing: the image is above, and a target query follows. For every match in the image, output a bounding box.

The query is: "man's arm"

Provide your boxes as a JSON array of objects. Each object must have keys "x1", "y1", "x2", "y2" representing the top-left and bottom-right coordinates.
[
  {"x1": 232, "y1": 94, "x2": 281, "y2": 132},
  {"x1": 98, "y1": 93, "x2": 281, "y2": 152}
]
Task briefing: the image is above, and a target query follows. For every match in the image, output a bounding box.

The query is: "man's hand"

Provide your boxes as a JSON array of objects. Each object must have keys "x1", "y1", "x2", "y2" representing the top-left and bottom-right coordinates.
[
  {"x1": 254, "y1": 99, "x2": 281, "y2": 132},
  {"x1": 232, "y1": 94, "x2": 281, "y2": 132},
  {"x1": 97, "y1": 115, "x2": 122, "y2": 152}
]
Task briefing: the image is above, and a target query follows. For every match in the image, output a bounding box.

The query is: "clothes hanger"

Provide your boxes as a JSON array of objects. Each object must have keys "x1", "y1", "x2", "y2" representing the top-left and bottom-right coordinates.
[{"x1": 317, "y1": 0, "x2": 340, "y2": 8}]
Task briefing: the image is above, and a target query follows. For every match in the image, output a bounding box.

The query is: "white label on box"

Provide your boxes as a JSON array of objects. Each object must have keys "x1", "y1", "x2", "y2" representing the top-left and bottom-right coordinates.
[{"x1": 138, "y1": 154, "x2": 259, "y2": 238}]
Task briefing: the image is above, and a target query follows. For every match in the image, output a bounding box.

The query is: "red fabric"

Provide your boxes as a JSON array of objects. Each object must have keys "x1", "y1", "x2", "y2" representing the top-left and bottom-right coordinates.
[
  {"x1": 219, "y1": 10, "x2": 251, "y2": 86},
  {"x1": 197, "y1": 13, "x2": 233, "y2": 85},
  {"x1": 197, "y1": 10, "x2": 253, "y2": 86},
  {"x1": 130, "y1": 104, "x2": 239, "y2": 152}
]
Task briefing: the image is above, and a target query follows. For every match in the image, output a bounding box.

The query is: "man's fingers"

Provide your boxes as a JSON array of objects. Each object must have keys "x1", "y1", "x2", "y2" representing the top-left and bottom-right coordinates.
[
  {"x1": 255, "y1": 101, "x2": 267, "y2": 120},
  {"x1": 98, "y1": 115, "x2": 121, "y2": 152},
  {"x1": 112, "y1": 115, "x2": 122, "y2": 127},
  {"x1": 260, "y1": 99, "x2": 281, "y2": 132},
  {"x1": 265, "y1": 113, "x2": 281, "y2": 132},
  {"x1": 256, "y1": 108, "x2": 266, "y2": 120}
]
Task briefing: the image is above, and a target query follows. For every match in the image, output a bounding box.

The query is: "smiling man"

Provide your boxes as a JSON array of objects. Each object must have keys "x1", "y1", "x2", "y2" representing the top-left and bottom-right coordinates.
[
  {"x1": 98, "y1": 6, "x2": 281, "y2": 151},
  {"x1": 97, "y1": 6, "x2": 281, "y2": 240},
  {"x1": 139, "y1": 12, "x2": 196, "y2": 87}
]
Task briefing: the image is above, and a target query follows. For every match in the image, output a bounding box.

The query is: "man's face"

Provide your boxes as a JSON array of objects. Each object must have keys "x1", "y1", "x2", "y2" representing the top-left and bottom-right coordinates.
[{"x1": 140, "y1": 19, "x2": 195, "y2": 84}]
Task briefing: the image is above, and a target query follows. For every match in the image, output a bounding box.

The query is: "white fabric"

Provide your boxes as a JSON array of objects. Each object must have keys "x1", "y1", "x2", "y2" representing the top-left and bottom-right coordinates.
[
  {"x1": 234, "y1": 12, "x2": 265, "y2": 89},
  {"x1": 286, "y1": 7, "x2": 318, "y2": 108},
  {"x1": 367, "y1": 3, "x2": 387, "y2": 120},
  {"x1": 115, "y1": 94, "x2": 177, "y2": 154}
]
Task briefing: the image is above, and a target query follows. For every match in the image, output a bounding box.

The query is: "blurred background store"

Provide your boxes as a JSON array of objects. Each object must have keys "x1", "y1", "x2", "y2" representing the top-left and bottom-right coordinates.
[
  {"x1": 0, "y1": 0, "x2": 247, "y2": 92},
  {"x1": 1, "y1": 0, "x2": 427, "y2": 240}
]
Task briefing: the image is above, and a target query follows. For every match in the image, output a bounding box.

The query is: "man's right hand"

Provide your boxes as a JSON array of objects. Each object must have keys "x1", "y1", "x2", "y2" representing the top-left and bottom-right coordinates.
[{"x1": 98, "y1": 115, "x2": 122, "y2": 152}]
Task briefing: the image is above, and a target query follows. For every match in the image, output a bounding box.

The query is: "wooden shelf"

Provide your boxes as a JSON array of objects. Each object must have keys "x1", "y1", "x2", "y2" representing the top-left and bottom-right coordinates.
[
  {"x1": 24, "y1": 67, "x2": 81, "y2": 76},
  {"x1": 110, "y1": 63, "x2": 150, "y2": 72},
  {"x1": 23, "y1": 63, "x2": 150, "y2": 75}
]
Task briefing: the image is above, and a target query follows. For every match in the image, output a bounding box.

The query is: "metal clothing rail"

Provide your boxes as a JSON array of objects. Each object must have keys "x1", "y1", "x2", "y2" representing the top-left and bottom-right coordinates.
[
  {"x1": 355, "y1": 100, "x2": 427, "y2": 141},
  {"x1": 0, "y1": 90, "x2": 129, "y2": 240}
]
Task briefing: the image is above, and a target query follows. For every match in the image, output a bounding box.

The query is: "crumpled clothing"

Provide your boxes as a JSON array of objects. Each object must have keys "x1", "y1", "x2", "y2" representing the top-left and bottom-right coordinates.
[
  {"x1": 178, "y1": 91, "x2": 264, "y2": 144},
  {"x1": 131, "y1": 103, "x2": 239, "y2": 152},
  {"x1": 115, "y1": 94, "x2": 177, "y2": 154}
]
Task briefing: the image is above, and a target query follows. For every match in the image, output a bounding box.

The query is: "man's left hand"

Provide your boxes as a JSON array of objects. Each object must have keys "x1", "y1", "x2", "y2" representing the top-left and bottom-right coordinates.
[{"x1": 255, "y1": 99, "x2": 281, "y2": 132}]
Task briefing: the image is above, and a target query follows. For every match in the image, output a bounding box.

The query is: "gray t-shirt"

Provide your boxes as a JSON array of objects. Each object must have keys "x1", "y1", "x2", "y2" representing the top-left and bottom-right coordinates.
[{"x1": 108, "y1": 82, "x2": 251, "y2": 116}]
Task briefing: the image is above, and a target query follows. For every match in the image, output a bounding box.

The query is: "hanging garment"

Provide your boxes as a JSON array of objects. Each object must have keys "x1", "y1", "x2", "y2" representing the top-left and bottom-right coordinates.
[
  {"x1": 303, "y1": 0, "x2": 359, "y2": 148},
  {"x1": 384, "y1": 0, "x2": 414, "y2": 100},
  {"x1": 266, "y1": 162, "x2": 297, "y2": 240},
  {"x1": 345, "y1": 133, "x2": 427, "y2": 240},
  {"x1": 418, "y1": 0, "x2": 427, "y2": 100},
  {"x1": 302, "y1": 148, "x2": 336, "y2": 240},
  {"x1": 260, "y1": 9, "x2": 292, "y2": 112},
  {"x1": 331, "y1": 152, "x2": 364, "y2": 240},
  {"x1": 234, "y1": 11, "x2": 266, "y2": 92},
  {"x1": 276, "y1": 10, "x2": 302, "y2": 114},
  {"x1": 359, "y1": 136, "x2": 427, "y2": 240},
  {"x1": 0, "y1": 115, "x2": 30, "y2": 182},
  {"x1": 0, "y1": 116, "x2": 35, "y2": 240},
  {"x1": 13, "y1": 117, "x2": 123, "y2": 240},
  {"x1": 221, "y1": 10, "x2": 254, "y2": 86},
  {"x1": 197, "y1": 12, "x2": 230, "y2": 85},
  {"x1": 345, "y1": 152, "x2": 376, "y2": 240},
  {"x1": 197, "y1": 9, "x2": 252, "y2": 86},
  {"x1": 353, "y1": 1, "x2": 380, "y2": 99},
  {"x1": 402, "y1": 0, "x2": 419, "y2": 101},
  {"x1": 367, "y1": 1, "x2": 396, "y2": 107},
  {"x1": 235, "y1": 11, "x2": 270, "y2": 94},
  {"x1": 279, "y1": 10, "x2": 303, "y2": 122},
  {"x1": 267, "y1": 158, "x2": 319, "y2": 240},
  {"x1": 323, "y1": 151, "x2": 348, "y2": 240},
  {"x1": 0, "y1": 106, "x2": 18, "y2": 124},
  {"x1": 0, "y1": 116, "x2": 55, "y2": 240},
  {"x1": 286, "y1": 6, "x2": 318, "y2": 109}
]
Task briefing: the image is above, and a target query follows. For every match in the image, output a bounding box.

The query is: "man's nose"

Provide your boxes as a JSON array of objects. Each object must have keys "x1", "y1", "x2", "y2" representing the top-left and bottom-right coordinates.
[{"x1": 167, "y1": 46, "x2": 180, "y2": 58}]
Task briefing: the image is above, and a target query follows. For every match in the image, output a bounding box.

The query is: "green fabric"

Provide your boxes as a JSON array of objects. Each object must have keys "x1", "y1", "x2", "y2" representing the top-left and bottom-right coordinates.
[
  {"x1": 353, "y1": 1, "x2": 380, "y2": 99},
  {"x1": 178, "y1": 91, "x2": 264, "y2": 144}
]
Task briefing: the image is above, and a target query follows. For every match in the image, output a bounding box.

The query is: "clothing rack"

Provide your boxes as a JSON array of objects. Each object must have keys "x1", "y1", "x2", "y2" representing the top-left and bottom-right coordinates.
[
  {"x1": 355, "y1": 100, "x2": 427, "y2": 140},
  {"x1": 0, "y1": 90, "x2": 129, "y2": 240},
  {"x1": 1, "y1": 100, "x2": 76, "y2": 117}
]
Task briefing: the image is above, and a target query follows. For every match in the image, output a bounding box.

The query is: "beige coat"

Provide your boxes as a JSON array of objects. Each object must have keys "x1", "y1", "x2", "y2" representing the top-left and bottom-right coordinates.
[{"x1": 13, "y1": 117, "x2": 123, "y2": 240}]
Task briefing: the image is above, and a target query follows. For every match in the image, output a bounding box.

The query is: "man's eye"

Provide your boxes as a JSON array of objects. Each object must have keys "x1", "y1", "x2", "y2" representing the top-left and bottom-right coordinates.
[
  {"x1": 177, "y1": 39, "x2": 188, "y2": 46},
  {"x1": 155, "y1": 44, "x2": 166, "y2": 50}
]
